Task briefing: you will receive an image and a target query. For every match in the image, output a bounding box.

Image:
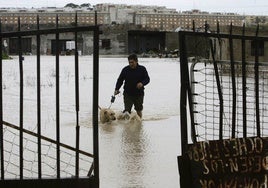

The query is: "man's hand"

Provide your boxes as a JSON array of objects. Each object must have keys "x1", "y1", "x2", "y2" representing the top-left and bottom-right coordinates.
[
  {"x1": 114, "y1": 90, "x2": 120, "y2": 95},
  {"x1": 136, "y1": 82, "x2": 143, "y2": 89}
]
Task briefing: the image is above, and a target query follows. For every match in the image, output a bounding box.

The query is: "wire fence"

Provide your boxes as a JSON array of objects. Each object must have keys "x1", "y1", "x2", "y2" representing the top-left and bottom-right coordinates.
[
  {"x1": 191, "y1": 60, "x2": 268, "y2": 141},
  {"x1": 2, "y1": 123, "x2": 93, "y2": 179}
]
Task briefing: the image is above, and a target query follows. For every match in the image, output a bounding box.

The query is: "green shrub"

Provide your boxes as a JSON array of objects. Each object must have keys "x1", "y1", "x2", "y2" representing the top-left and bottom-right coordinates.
[{"x1": 2, "y1": 53, "x2": 12, "y2": 60}]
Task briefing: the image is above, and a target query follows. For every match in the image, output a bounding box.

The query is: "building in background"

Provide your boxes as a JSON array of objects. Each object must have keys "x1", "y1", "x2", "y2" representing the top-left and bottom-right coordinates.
[
  {"x1": 0, "y1": 3, "x2": 267, "y2": 56},
  {"x1": 0, "y1": 3, "x2": 255, "y2": 31}
]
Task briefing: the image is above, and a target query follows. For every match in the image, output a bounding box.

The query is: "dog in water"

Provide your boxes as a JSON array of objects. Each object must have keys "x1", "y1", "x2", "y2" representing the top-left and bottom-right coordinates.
[
  {"x1": 117, "y1": 111, "x2": 142, "y2": 124},
  {"x1": 99, "y1": 106, "x2": 116, "y2": 124}
]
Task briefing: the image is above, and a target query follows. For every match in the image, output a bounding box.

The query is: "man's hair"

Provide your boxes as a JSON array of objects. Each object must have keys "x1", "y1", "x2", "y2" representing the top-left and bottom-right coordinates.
[{"x1": 128, "y1": 54, "x2": 138, "y2": 62}]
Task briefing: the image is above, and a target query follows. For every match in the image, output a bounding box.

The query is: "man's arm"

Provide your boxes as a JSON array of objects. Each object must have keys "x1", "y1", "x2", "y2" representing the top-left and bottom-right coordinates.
[
  {"x1": 114, "y1": 69, "x2": 125, "y2": 95},
  {"x1": 141, "y1": 67, "x2": 150, "y2": 86}
]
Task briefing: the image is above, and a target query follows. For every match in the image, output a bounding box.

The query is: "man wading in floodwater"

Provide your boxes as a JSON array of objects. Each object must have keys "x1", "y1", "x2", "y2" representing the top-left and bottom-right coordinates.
[{"x1": 114, "y1": 54, "x2": 150, "y2": 118}]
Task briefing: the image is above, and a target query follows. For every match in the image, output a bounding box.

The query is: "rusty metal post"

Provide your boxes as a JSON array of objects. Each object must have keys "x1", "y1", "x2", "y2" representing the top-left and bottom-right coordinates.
[
  {"x1": 255, "y1": 25, "x2": 260, "y2": 137},
  {"x1": 210, "y1": 39, "x2": 224, "y2": 140},
  {"x1": 93, "y1": 11, "x2": 100, "y2": 187},
  {"x1": 55, "y1": 14, "x2": 61, "y2": 178},
  {"x1": 74, "y1": 12, "x2": 80, "y2": 178},
  {"x1": 36, "y1": 15, "x2": 42, "y2": 179},
  {"x1": 0, "y1": 19, "x2": 4, "y2": 180},
  {"x1": 241, "y1": 23, "x2": 247, "y2": 138},
  {"x1": 229, "y1": 23, "x2": 237, "y2": 138},
  {"x1": 18, "y1": 16, "x2": 24, "y2": 179},
  {"x1": 179, "y1": 31, "x2": 189, "y2": 154}
]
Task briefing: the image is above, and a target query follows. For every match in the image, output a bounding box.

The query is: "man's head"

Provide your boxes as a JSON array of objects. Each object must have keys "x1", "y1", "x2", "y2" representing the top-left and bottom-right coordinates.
[{"x1": 128, "y1": 54, "x2": 138, "y2": 69}]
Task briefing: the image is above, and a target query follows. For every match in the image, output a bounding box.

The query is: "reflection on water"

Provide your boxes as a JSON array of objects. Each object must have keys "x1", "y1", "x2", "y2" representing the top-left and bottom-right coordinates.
[
  {"x1": 120, "y1": 123, "x2": 148, "y2": 187},
  {"x1": 99, "y1": 117, "x2": 180, "y2": 188},
  {"x1": 99, "y1": 122, "x2": 149, "y2": 188}
]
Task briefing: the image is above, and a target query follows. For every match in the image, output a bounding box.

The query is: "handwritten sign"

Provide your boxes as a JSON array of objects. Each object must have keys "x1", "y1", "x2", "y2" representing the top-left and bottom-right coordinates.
[{"x1": 178, "y1": 137, "x2": 268, "y2": 187}]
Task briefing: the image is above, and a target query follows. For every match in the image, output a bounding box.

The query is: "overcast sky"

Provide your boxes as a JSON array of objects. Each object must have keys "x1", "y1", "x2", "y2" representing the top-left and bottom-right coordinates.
[{"x1": 1, "y1": 0, "x2": 268, "y2": 15}]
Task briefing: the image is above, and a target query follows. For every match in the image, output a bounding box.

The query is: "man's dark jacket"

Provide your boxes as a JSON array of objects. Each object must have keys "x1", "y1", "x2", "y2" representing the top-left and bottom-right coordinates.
[{"x1": 115, "y1": 64, "x2": 150, "y2": 96}]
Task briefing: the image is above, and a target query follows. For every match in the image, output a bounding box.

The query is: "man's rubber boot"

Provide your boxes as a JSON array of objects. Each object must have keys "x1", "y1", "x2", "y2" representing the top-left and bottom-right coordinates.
[{"x1": 137, "y1": 111, "x2": 142, "y2": 119}]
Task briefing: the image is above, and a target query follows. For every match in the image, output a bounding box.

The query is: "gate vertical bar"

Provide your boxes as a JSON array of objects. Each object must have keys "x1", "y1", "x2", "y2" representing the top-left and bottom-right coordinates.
[
  {"x1": 216, "y1": 20, "x2": 223, "y2": 126},
  {"x1": 74, "y1": 12, "x2": 80, "y2": 177},
  {"x1": 18, "y1": 17, "x2": 24, "y2": 179},
  {"x1": 55, "y1": 14, "x2": 61, "y2": 178},
  {"x1": 179, "y1": 31, "x2": 188, "y2": 154},
  {"x1": 229, "y1": 23, "x2": 237, "y2": 138},
  {"x1": 254, "y1": 25, "x2": 260, "y2": 137},
  {"x1": 36, "y1": 15, "x2": 42, "y2": 178},
  {"x1": 0, "y1": 20, "x2": 4, "y2": 180},
  {"x1": 93, "y1": 11, "x2": 100, "y2": 185},
  {"x1": 210, "y1": 39, "x2": 223, "y2": 140},
  {"x1": 217, "y1": 21, "x2": 220, "y2": 34},
  {"x1": 188, "y1": 68, "x2": 196, "y2": 143},
  {"x1": 241, "y1": 23, "x2": 247, "y2": 138}
]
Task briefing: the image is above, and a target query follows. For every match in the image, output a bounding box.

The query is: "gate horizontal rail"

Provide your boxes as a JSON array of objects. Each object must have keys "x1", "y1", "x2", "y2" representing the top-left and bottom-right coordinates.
[
  {"x1": 3, "y1": 120, "x2": 94, "y2": 158},
  {"x1": 1, "y1": 26, "x2": 98, "y2": 38}
]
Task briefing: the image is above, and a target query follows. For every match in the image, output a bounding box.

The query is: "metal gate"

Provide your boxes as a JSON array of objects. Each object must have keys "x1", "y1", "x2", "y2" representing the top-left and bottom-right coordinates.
[
  {"x1": 178, "y1": 23, "x2": 268, "y2": 187},
  {"x1": 0, "y1": 13, "x2": 100, "y2": 188}
]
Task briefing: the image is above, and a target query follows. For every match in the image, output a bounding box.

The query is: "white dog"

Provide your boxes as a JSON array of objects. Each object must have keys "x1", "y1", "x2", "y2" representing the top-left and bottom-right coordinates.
[
  {"x1": 99, "y1": 106, "x2": 116, "y2": 124},
  {"x1": 117, "y1": 111, "x2": 142, "y2": 124}
]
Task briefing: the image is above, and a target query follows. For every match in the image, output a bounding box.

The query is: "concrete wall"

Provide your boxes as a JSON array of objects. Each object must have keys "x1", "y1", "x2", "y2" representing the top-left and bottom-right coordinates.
[
  {"x1": 165, "y1": 32, "x2": 179, "y2": 52},
  {"x1": 8, "y1": 25, "x2": 267, "y2": 60}
]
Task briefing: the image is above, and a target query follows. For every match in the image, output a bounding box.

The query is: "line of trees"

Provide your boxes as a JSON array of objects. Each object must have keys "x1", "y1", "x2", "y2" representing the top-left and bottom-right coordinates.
[{"x1": 64, "y1": 3, "x2": 93, "y2": 10}]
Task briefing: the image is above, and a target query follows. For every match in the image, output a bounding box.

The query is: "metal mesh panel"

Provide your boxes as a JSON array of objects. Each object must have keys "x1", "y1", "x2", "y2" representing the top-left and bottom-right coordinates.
[
  {"x1": 2, "y1": 125, "x2": 93, "y2": 179},
  {"x1": 191, "y1": 61, "x2": 268, "y2": 141}
]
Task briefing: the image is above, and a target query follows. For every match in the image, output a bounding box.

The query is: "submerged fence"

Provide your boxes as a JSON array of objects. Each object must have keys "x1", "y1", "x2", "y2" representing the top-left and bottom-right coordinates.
[
  {"x1": 0, "y1": 13, "x2": 100, "y2": 188},
  {"x1": 178, "y1": 23, "x2": 268, "y2": 187}
]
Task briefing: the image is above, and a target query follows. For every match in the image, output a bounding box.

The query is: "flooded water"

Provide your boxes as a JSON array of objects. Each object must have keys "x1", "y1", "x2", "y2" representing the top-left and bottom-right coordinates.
[
  {"x1": 2, "y1": 56, "x2": 181, "y2": 187},
  {"x1": 99, "y1": 117, "x2": 180, "y2": 188}
]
